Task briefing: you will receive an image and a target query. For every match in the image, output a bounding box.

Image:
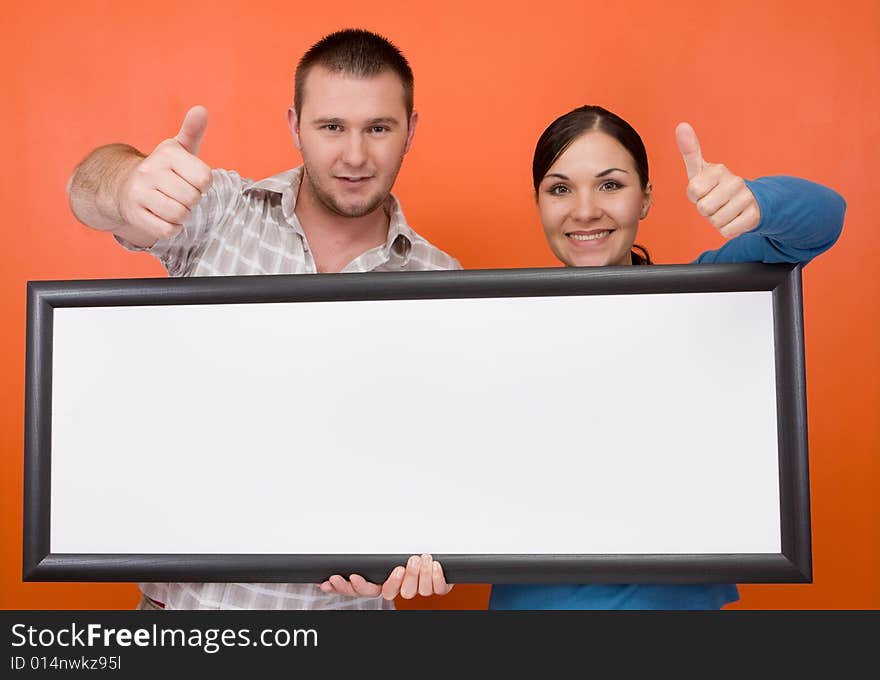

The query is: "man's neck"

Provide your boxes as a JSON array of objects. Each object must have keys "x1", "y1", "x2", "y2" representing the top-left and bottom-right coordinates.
[{"x1": 294, "y1": 174, "x2": 390, "y2": 274}]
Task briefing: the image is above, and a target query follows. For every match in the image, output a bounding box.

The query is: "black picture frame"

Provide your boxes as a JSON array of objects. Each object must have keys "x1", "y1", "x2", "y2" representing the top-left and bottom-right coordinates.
[{"x1": 23, "y1": 263, "x2": 811, "y2": 584}]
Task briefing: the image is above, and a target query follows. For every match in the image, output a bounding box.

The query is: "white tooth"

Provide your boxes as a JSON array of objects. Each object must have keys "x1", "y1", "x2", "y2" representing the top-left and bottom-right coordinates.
[{"x1": 569, "y1": 231, "x2": 610, "y2": 241}]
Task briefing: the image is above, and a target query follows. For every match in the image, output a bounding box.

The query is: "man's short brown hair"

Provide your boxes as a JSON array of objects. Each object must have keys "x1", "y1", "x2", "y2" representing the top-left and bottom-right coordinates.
[{"x1": 294, "y1": 29, "x2": 414, "y2": 119}]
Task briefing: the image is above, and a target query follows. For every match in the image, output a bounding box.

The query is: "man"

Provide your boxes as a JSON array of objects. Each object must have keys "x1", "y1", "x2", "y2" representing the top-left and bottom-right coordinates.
[{"x1": 68, "y1": 28, "x2": 457, "y2": 610}]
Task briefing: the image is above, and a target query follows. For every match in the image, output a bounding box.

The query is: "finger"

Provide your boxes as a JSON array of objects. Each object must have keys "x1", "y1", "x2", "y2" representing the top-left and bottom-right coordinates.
[
  {"x1": 399, "y1": 555, "x2": 421, "y2": 599},
  {"x1": 704, "y1": 185, "x2": 754, "y2": 232},
  {"x1": 141, "y1": 189, "x2": 191, "y2": 226},
  {"x1": 168, "y1": 151, "x2": 213, "y2": 194},
  {"x1": 349, "y1": 574, "x2": 382, "y2": 597},
  {"x1": 418, "y1": 553, "x2": 433, "y2": 597},
  {"x1": 675, "y1": 122, "x2": 704, "y2": 180},
  {"x1": 175, "y1": 105, "x2": 209, "y2": 156},
  {"x1": 687, "y1": 163, "x2": 723, "y2": 204},
  {"x1": 132, "y1": 206, "x2": 183, "y2": 242},
  {"x1": 718, "y1": 203, "x2": 761, "y2": 239},
  {"x1": 318, "y1": 581, "x2": 335, "y2": 594},
  {"x1": 328, "y1": 574, "x2": 356, "y2": 597},
  {"x1": 695, "y1": 172, "x2": 742, "y2": 217},
  {"x1": 432, "y1": 561, "x2": 454, "y2": 595},
  {"x1": 382, "y1": 566, "x2": 405, "y2": 601},
  {"x1": 154, "y1": 171, "x2": 204, "y2": 210}
]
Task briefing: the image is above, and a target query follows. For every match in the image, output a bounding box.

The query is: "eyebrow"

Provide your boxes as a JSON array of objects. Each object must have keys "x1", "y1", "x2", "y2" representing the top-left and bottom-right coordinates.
[
  {"x1": 312, "y1": 116, "x2": 400, "y2": 126},
  {"x1": 543, "y1": 168, "x2": 629, "y2": 182},
  {"x1": 365, "y1": 117, "x2": 400, "y2": 126},
  {"x1": 312, "y1": 117, "x2": 345, "y2": 126}
]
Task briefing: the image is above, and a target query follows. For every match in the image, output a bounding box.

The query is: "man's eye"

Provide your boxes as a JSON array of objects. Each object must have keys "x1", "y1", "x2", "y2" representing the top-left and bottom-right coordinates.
[
  {"x1": 324, "y1": 124, "x2": 341, "y2": 132},
  {"x1": 370, "y1": 126, "x2": 389, "y2": 133}
]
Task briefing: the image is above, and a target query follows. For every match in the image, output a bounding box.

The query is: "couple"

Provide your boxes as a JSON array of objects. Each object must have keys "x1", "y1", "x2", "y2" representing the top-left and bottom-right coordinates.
[{"x1": 68, "y1": 29, "x2": 845, "y2": 611}]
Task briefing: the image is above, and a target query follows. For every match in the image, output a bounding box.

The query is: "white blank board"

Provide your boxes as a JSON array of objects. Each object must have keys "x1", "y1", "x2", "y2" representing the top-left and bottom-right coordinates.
[{"x1": 49, "y1": 291, "x2": 780, "y2": 555}]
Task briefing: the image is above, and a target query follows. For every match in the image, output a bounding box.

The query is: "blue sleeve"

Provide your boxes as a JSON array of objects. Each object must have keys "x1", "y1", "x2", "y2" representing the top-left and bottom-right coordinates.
[{"x1": 691, "y1": 176, "x2": 845, "y2": 265}]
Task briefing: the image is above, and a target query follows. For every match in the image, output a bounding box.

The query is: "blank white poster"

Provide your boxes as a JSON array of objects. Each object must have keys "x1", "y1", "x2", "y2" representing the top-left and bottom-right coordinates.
[{"x1": 49, "y1": 291, "x2": 780, "y2": 555}]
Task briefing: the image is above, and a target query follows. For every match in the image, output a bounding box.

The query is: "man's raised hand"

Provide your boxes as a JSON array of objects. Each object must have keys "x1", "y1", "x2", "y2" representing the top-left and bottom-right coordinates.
[{"x1": 116, "y1": 106, "x2": 213, "y2": 244}]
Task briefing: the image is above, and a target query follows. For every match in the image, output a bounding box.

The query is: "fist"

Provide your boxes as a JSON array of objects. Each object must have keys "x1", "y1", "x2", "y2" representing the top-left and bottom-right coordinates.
[
  {"x1": 117, "y1": 106, "x2": 213, "y2": 243},
  {"x1": 675, "y1": 122, "x2": 760, "y2": 239}
]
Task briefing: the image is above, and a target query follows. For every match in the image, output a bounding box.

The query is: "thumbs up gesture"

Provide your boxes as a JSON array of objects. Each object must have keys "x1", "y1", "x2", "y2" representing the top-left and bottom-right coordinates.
[
  {"x1": 117, "y1": 106, "x2": 213, "y2": 244},
  {"x1": 675, "y1": 122, "x2": 760, "y2": 239}
]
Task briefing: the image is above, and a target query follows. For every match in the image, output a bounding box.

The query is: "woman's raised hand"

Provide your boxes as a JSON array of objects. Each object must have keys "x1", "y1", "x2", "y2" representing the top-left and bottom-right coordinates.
[{"x1": 675, "y1": 122, "x2": 761, "y2": 239}]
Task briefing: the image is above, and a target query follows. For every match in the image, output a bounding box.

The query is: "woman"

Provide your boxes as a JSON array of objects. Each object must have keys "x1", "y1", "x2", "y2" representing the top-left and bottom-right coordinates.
[{"x1": 488, "y1": 105, "x2": 846, "y2": 610}]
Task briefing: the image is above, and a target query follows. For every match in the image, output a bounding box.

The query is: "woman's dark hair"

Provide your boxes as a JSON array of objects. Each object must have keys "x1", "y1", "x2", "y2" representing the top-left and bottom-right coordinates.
[{"x1": 533, "y1": 105, "x2": 652, "y2": 265}]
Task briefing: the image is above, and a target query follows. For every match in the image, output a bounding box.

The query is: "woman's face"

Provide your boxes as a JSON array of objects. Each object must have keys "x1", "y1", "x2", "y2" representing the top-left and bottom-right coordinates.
[{"x1": 537, "y1": 131, "x2": 651, "y2": 267}]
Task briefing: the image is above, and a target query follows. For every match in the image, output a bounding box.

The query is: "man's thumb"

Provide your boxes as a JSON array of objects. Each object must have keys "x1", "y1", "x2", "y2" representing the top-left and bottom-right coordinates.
[{"x1": 175, "y1": 105, "x2": 209, "y2": 156}]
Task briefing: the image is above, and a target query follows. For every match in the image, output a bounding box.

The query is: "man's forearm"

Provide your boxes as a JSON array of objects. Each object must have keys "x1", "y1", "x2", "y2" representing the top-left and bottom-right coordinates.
[{"x1": 67, "y1": 143, "x2": 145, "y2": 233}]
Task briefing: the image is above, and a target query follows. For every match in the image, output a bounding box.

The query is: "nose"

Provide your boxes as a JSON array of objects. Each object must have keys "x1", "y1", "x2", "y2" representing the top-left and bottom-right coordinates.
[
  {"x1": 341, "y1": 132, "x2": 367, "y2": 168},
  {"x1": 571, "y1": 191, "x2": 602, "y2": 222}
]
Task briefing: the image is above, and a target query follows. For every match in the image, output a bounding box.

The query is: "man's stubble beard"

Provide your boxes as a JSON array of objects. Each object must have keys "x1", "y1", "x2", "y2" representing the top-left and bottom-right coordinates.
[{"x1": 302, "y1": 167, "x2": 390, "y2": 219}]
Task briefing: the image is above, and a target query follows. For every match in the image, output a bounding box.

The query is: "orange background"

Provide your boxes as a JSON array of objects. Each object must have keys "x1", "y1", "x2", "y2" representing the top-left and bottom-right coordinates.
[{"x1": 2, "y1": 0, "x2": 877, "y2": 610}]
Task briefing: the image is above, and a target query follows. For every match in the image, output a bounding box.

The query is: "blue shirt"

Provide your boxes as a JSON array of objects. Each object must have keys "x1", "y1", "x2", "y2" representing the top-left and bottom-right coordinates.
[{"x1": 489, "y1": 175, "x2": 846, "y2": 610}]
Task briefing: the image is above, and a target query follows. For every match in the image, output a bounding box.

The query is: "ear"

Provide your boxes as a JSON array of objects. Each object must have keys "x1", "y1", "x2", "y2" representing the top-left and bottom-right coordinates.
[
  {"x1": 287, "y1": 107, "x2": 302, "y2": 150},
  {"x1": 640, "y1": 182, "x2": 653, "y2": 219},
  {"x1": 403, "y1": 110, "x2": 419, "y2": 154}
]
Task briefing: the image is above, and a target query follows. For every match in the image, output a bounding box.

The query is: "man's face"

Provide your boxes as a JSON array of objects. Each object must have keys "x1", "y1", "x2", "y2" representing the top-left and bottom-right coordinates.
[{"x1": 290, "y1": 66, "x2": 417, "y2": 218}]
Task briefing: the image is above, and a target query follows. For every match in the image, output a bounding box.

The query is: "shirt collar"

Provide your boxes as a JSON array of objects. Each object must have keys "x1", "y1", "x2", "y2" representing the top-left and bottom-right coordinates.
[{"x1": 243, "y1": 166, "x2": 414, "y2": 262}]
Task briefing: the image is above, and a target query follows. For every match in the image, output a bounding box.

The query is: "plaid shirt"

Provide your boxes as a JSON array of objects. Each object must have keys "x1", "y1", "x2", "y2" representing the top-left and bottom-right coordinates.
[{"x1": 125, "y1": 166, "x2": 460, "y2": 609}]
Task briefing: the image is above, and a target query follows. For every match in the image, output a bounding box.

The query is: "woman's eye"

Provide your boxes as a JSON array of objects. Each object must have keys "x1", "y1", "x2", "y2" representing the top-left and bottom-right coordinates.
[
  {"x1": 548, "y1": 184, "x2": 570, "y2": 195},
  {"x1": 599, "y1": 180, "x2": 622, "y2": 191}
]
